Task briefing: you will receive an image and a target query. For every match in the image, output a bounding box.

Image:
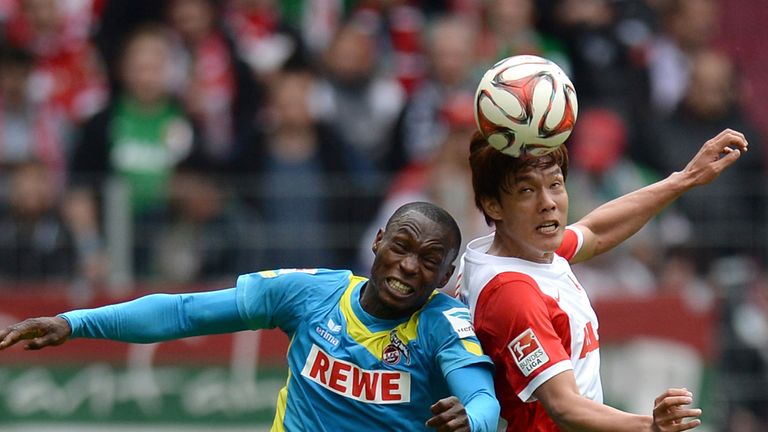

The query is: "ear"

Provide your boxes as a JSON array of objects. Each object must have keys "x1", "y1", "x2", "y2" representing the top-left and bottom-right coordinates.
[
  {"x1": 480, "y1": 196, "x2": 503, "y2": 221},
  {"x1": 371, "y1": 228, "x2": 385, "y2": 254},
  {"x1": 437, "y1": 263, "x2": 456, "y2": 288}
]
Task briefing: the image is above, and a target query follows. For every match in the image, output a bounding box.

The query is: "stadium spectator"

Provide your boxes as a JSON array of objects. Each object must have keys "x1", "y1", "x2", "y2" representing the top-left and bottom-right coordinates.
[
  {"x1": 0, "y1": 44, "x2": 69, "y2": 183},
  {"x1": 0, "y1": 160, "x2": 76, "y2": 282},
  {"x1": 475, "y1": 0, "x2": 570, "y2": 75},
  {"x1": 140, "y1": 164, "x2": 253, "y2": 284},
  {"x1": 639, "y1": 49, "x2": 767, "y2": 267},
  {"x1": 166, "y1": 0, "x2": 264, "y2": 170},
  {"x1": 66, "y1": 24, "x2": 204, "y2": 284},
  {"x1": 223, "y1": 0, "x2": 308, "y2": 82},
  {"x1": 646, "y1": 0, "x2": 720, "y2": 116},
  {"x1": 316, "y1": 19, "x2": 406, "y2": 173},
  {"x1": 0, "y1": 201, "x2": 501, "y2": 432},
  {"x1": 3, "y1": 0, "x2": 107, "y2": 123},
  {"x1": 548, "y1": 0, "x2": 652, "y2": 115},
  {"x1": 457, "y1": 128, "x2": 748, "y2": 430},
  {"x1": 91, "y1": 0, "x2": 167, "y2": 91},
  {"x1": 235, "y1": 67, "x2": 368, "y2": 270},
  {"x1": 347, "y1": 1, "x2": 428, "y2": 96},
  {"x1": 393, "y1": 14, "x2": 479, "y2": 167}
]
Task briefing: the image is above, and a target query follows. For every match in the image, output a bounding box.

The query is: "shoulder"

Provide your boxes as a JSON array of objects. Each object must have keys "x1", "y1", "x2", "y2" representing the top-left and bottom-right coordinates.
[
  {"x1": 474, "y1": 271, "x2": 552, "y2": 323},
  {"x1": 420, "y1": 293, "x2": 477, "y2": 338},
  {"x1": 237, "y1": 268, "x2": 354, "y2": 291}
]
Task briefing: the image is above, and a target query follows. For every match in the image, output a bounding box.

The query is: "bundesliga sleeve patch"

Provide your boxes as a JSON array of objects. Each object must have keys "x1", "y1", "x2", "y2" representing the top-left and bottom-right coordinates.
[
  {"x1": 442, "y1": 308, "x2": 476, "y2": 338},
  {"x1": 508, "y1": 328, "x2": 549, "y2": 377}
]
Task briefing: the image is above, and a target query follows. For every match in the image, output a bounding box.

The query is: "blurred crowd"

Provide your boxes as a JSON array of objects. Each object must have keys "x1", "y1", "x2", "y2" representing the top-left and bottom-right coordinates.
[{"x1": 0, "y1": 0, "x2": 767, "y2": 429}]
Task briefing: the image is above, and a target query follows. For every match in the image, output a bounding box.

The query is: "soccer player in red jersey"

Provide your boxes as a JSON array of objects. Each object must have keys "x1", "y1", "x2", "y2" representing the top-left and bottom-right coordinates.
[{"x1": 457, "y1": 128, "x2": 748, "y2": 431}]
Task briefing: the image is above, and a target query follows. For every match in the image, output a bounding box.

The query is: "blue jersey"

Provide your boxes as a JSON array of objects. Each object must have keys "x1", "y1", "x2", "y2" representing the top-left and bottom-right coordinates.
[{"x1": 236, "y1": 268, "x2": 493, "y2": 431}]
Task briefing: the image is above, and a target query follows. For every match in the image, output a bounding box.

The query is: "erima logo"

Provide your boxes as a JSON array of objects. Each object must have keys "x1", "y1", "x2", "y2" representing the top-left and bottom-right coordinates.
[
  {"x1": 508, "y1": 328, "x2": 549, "y2": 377},
  {"x1": 327, "y1": 318, "x2": 342, "y2": 333},
  {"x1": 442, "y1": 308, "x2": 476, "y2": 338}
]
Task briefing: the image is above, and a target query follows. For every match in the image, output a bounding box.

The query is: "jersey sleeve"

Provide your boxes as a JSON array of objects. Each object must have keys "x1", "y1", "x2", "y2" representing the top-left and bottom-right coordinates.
[
  {"x1": 427, "y1": 297, "x2": 494, "y2": 376},
  {"x1": 475, "y1": 273, "x2": 573, "y2": 402},
  {"x1": 236, "y1": 269, "x2": 349, "y2": 333},
  {"x1": 555, "y1": 226, "x2": 583, "y2": 262}
]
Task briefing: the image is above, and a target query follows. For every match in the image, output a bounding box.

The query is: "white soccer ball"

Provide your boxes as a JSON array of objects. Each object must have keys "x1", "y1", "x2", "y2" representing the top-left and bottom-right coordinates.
[{"x1": 474, "y1": 55, "x2": 578, "y2": 157}]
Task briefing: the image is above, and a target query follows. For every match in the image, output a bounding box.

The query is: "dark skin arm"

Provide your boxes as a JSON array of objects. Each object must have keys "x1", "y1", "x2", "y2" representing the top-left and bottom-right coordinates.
[
  {"x1": 426, "y1": 396, "x2": 470, "y2": 432},
  {"x1": 0, "y1": 317, "x2": 72, "y2": 351}
]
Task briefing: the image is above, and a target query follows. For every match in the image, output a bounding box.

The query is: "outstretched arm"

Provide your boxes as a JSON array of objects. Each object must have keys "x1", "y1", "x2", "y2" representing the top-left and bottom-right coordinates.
[
  {"x1": 427, "y1": 363, "x2": 500, "y2": 431},
  {"x1": 535, "y1": 370, "x2": 701, "y2": 432},
  {"x1": 0, "y1": 288, "x2": 247, "y2": 350},
  {"x1": 571, "y1": 129, "x2": 748, "y2": 263}
]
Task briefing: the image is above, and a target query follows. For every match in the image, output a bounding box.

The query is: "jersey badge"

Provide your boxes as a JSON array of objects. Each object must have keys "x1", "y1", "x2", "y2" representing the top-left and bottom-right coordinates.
[
  {"x1": 382, "y1": 329, "x2": 411, "y2": 365},
  {"x1": 508, "y1": 328, "x2": 549, "y2": 377}
]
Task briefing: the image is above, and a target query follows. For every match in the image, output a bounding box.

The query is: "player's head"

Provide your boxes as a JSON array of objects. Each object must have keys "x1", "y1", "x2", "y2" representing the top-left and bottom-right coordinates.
[
  {"x1": 469, "y1": 131, "x2": 570, "y2": 261},
  {"x1": 366, "y1": 202, "x2": 461, "y2": 319}
]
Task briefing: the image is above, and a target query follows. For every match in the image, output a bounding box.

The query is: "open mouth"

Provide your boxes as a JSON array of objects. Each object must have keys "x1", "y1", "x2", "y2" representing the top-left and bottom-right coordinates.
[
  {"x1": 387, "y1": 278, "x2": 414, "y2": 295},
  {"x1": 537, "y1": 221, "x2": 559, "y2": 234}
]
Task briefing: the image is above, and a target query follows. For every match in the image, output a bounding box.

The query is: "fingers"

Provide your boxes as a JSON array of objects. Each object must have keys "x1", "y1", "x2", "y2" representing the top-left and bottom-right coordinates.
[
  {"x1": 0, "y1": 317, "x2": 70, "y2": 351},
  {"x1": 653, "y1": 388, "x2": 702, "y2": 431},
  {"x1": 0, "y1": 326, "x2": 23, "y2": 351},
  {"x1": 426, "y1": 397, "x2": 469, "y2": 431},
  {"x1": 711, "y1": 128, "x2": 748, "y2": 154},
  {"x1": 25, "y1": 332, "x2": 67, "y2": 350}
]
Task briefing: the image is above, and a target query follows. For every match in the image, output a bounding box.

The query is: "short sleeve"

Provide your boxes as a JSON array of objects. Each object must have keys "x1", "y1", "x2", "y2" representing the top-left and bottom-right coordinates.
[
  {"x1": 555, "y1": 226, "x2": 583, "y2": 262},
  {"x1": 428, "y1": 298, "x2": 494, "y2": 376},
  {"x1": 475, "y1": 273, "x2": 573, "y2": 402}
]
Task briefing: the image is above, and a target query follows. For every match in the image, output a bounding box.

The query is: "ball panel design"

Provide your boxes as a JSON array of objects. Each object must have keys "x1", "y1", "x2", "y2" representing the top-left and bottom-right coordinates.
[{"x1": 474, "y1": 55, "x2": 578, "y2": 157}]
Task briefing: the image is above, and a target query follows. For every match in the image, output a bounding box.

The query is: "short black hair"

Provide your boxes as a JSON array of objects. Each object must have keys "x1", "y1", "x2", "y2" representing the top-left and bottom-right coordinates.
[{"x1": 386, "y1": 201, "x2": 462, "y2": 260}]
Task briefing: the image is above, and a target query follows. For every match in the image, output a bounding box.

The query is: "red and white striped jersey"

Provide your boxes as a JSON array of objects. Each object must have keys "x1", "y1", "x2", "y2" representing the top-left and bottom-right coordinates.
[{"x1": 457, "y1": 227, "x2": 602, "y2": 431}]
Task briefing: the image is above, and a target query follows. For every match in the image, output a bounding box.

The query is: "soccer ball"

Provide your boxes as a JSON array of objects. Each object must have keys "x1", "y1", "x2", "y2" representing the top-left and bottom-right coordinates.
[{"x1": 474, "y1": 55, "x2": 578, "y2": 157}]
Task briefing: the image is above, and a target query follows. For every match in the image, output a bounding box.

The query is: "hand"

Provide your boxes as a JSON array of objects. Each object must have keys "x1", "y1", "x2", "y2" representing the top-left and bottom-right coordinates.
[
  {"x1": 0, "y1": 317, "x2": 72, "y2": 351},
  {"x1": 681, "y1": 128, "x2": 748, "y2": 186},
  {"x1": 651, "y1": 388, "x2": 702, "y2": 432},
  {"x1": 426, "y1": 396, "x2": 470, "y2": 431}
]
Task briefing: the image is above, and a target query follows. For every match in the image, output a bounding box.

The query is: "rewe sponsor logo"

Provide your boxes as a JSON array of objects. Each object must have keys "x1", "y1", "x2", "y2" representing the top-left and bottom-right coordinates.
[
  {"x1": 508, "y1": 328, "x2": 549, "y2": 377},
  {"x1": 301, "y1": 345, "x2": 411, "y2": 404}
]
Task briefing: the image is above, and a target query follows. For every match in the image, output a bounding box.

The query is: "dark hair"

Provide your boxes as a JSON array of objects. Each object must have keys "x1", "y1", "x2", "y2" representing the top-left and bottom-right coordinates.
[
  {"x1": 386, "y1": 201, "x2": 462, "y2": 260},
  {"x1": 0, "y1": 44, "x2": 34, "y2": 69},
  {"x1": 468, "y1": 131, "x2": 569, "y2": 224}
]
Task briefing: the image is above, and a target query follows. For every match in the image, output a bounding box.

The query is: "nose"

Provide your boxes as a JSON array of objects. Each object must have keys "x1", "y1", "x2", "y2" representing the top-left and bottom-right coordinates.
[
  {"x1": 539, "y1": 190, "x2": 557, "y2": 213},
  {"x1": 399, "y1": 253, "x2": 420, "y2": 275}
]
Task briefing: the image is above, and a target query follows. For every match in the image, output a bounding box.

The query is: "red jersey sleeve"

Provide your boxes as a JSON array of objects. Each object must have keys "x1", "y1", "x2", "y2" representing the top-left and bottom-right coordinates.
[
  {"x1": 474, "y1": 272, "x2": 574, "y2": 402},
  {"x1": 555, "y1": 226, "x2": 583, "y2": 262}
]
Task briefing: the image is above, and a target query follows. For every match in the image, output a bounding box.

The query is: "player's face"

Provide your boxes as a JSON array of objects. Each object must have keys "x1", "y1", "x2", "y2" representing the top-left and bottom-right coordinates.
[
  {"x1": 484, "y1": 164, "x2": 568, "y2": 263},
  {"x1": 365, "y1": 212, "x2": 456, "y2": 319}
]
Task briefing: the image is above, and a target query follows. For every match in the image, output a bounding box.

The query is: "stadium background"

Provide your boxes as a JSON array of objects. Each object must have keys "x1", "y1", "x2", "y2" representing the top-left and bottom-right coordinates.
[{"x1": 1, "y1": 0, "x2": 767, "y2": 431}]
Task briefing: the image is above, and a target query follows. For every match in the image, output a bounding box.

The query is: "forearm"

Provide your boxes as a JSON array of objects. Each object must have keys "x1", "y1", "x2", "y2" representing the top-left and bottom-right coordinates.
[
  {"x1": 60, "y1": 288, "x2": 246, "y2": 343},
  {"x1": 574, "y1": 171, "x2": 691, "y2": 259},
  {"x1": 446, "y1": 364, "x2": 500, "y2": 431},
  {"x1": 548, "y1": 393, "x2": 652, "y2": 432}
]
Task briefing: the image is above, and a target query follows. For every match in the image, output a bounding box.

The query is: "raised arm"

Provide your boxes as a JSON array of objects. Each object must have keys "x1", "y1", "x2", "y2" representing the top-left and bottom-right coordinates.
[
  {"x1": 571, "y1": 128, "x2": 748, "y2": 263},
  {"x1": 0, "y1": 288, "x2": 246, "y2": 351}
]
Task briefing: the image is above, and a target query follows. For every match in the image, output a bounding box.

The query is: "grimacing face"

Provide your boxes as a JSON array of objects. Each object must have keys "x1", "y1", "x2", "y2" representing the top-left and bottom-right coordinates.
[
  {"x1": 363, "y1": 211, "x2": 457, "y2": 319},
  {"x1": 483, "y1": 164, "x2": 569, "y2": 263}
]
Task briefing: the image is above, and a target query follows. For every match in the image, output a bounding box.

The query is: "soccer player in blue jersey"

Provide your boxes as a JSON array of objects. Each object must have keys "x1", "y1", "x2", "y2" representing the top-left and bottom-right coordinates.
[{"x1": 0, "y1": 201, "x2": 500, "y2": 431}]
